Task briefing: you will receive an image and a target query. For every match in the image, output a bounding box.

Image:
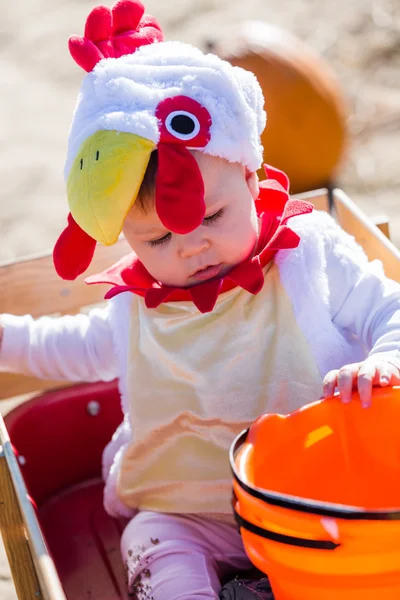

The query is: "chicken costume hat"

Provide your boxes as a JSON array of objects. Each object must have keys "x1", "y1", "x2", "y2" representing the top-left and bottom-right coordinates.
[{"x1": 53, "y1": 0, "x2": 313, "y2": 313}]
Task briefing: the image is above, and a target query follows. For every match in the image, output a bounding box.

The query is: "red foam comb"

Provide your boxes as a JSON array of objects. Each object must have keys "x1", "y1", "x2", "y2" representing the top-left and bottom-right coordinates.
[{"x1": 69, "y1": 0, "x2": 164, "y2": 73}]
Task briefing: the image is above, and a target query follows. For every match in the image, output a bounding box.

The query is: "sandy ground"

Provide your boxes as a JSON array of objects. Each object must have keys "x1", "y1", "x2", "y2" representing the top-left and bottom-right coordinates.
[{"x1": 0, "y1": 0, "x2": 399, "y2": 597}]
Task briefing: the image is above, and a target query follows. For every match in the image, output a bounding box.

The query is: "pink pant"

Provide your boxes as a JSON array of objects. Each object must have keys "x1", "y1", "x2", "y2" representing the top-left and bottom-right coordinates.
[{"x1": 121, "y1": 511, "x2": 253, "y2": 599}]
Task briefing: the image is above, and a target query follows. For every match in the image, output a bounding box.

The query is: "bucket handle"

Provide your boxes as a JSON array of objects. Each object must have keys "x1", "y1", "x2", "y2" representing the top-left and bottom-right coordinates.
[{"x1": 234, "y1": 510, "x2": 340, "y2": 550}]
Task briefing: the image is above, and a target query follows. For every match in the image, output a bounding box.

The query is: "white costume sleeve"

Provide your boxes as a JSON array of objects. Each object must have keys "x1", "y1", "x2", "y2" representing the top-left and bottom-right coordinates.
[
  {"x1": 324, "y1": 220, "x2": 400, "y2": 368},
  {"x1": 0, "y1": 305, "x2": 118, "y2": 382}
]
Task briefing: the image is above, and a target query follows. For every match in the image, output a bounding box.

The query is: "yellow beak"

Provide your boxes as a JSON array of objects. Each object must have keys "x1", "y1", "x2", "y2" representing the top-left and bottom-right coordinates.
[{"x1": 67, "y1": 130, "x2": 155, "y2": 246}]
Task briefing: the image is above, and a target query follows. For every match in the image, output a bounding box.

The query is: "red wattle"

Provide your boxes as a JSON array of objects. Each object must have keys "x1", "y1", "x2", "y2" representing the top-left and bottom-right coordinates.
[
  {"x1": 53, "y1": 213, "x2": 97, "y2": 280},
  {"x1": 156, "y1": 143, "x2": 206, "y2": 234}
]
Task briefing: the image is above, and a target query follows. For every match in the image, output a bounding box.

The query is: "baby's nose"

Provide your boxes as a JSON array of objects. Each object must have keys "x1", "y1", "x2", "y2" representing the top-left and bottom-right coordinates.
[{"x1": 178, "y1": 231, "x2": 210, "y2": 259}]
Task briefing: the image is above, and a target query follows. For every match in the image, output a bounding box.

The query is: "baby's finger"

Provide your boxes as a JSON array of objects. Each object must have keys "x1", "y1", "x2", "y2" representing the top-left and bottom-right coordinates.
[
  {"x1": 337, "y1": 364, "x2": 360, "y2": 404},
  {"x1": 376, "y1": 362, "x2": 400, "y2": 386},
  {"x1": 357, "y1": 362, "x2": 376, "y2": 408},
  {"x1": 323, "y1": 370, "x2": 339, "y2": 398}
]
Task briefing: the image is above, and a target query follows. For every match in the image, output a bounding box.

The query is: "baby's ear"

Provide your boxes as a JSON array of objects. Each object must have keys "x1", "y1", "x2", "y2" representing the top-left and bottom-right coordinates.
[{"x1": 246, "y1": 170, "x2": 259, "y2": 201}]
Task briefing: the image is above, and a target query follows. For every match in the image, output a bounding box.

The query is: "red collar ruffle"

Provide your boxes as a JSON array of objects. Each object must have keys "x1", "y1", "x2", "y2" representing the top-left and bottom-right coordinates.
[{"x1": 85, "y1": 166, "x2": 313, "y2": 313}]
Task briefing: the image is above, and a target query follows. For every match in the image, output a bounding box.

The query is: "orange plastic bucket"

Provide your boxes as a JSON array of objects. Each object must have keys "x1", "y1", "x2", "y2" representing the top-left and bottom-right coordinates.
[{"x1": 231, "y1": 387, "x2": 400, "y2": 600}]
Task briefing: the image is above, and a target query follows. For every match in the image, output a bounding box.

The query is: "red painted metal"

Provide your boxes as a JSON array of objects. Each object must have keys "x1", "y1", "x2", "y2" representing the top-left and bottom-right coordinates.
[
  {"x1": 5, "y1": 381, "x2": 127, "y2": 599},
  {"x1": 39, "y1": 479, "x2": 129, "y2": 599},
  {"x1": 5, "y1": 381, "x2": 123, "y2": 506}
]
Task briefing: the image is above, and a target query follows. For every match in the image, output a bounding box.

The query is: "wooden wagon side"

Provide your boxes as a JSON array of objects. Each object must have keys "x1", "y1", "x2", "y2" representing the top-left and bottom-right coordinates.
[{"x1": 0, "y1": 188, "x2": 399, "y2": 600}]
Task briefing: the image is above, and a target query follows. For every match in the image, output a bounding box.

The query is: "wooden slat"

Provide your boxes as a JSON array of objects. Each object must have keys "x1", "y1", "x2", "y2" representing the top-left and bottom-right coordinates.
[
  {"x1": 0, "y1": 240, "x2": 130, "y2": 401},
  {"x1": 295, "y1": 188, "x2": 399, "y2": 281},
  {"x1": 0, "y1": 238, "x2": 130, "y2": 318},
  {"x1": 372, "y1": 216, "x2": 390, "y2": 239},
  {"x1": 0, "y1": 374, "x2": 70, "y2": 402},
  {"x1": 0, "y1": 451, "x2": 42, "y2": 600},
  {"x1": 333, "y1": 189, "x2": 400, "y2": 283},
  {"x1": 293, "y1": 188, "x2": 330, "y2": 212},
  {"x1": 0, "y1": 415, "x2": 67, "y2": 600}
]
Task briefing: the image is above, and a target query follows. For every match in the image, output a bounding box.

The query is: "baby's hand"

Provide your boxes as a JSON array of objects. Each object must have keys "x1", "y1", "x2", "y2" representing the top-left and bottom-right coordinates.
[{"x1": 323, "y1": 356, "x2": 400, "y2": 408}]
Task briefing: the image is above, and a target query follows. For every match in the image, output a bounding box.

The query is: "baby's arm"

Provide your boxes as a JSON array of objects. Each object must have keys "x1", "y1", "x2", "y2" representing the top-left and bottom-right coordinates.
[
  {"x1": 321, "y1": 221, "x2": 400, "y2": 406},
  {"x1": 0, "y1": 306, "x2": 118, "y2": 383}
]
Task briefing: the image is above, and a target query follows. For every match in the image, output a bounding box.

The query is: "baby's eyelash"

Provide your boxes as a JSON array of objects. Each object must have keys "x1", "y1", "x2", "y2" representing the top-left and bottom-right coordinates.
[
  {"x1": 203, "y1": 208, "x2": 224, "y2": 224},
  {"x1": 148, "y1": 232, "x2": 171, "y2": 247},
  {"x1": 147, "y1": 209, "x2": 224, "y2": 246}
]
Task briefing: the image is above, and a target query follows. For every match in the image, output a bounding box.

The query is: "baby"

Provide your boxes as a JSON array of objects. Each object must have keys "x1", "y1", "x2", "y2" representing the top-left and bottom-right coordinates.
[{"x1": 1, "y1": 1, "x2": 399, "y2": 599}]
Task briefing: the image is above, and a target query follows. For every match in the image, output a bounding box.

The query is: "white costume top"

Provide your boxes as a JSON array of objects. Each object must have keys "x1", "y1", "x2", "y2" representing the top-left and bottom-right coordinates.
[{"x1": 1, "y1": 211, "x2": 400, "y2": 518}]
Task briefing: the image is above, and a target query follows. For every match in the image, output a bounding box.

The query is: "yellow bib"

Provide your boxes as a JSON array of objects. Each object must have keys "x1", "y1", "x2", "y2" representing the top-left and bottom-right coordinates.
[{"x1": 117, "y1": 263, "x2": 322, "y2": 514}]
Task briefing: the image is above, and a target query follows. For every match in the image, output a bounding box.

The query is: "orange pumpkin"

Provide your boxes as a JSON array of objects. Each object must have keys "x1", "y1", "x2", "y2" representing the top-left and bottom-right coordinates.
[{"x1": 212, "y1": 22, "x2": 349, "y2": 194}]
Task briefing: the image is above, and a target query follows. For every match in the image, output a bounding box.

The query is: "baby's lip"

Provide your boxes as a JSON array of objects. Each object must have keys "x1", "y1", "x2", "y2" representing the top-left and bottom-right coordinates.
[{"x1": 190, "y1": 263, "x2": 223, "y2": 282}]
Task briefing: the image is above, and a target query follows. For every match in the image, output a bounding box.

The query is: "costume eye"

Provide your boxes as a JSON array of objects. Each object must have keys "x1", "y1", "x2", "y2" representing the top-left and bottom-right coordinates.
[
  {"x1": 165, "y1": 111, "x2": 201, "y2": 141},
  {"x1": 156, "y1": 96, "x2": 212, "y2": 147}
]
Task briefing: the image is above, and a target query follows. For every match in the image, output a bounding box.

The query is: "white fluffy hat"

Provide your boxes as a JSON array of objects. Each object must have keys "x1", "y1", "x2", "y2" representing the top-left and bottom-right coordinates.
[{"x1": 66, "y1": 40, "x2": 266, "y2": 177}]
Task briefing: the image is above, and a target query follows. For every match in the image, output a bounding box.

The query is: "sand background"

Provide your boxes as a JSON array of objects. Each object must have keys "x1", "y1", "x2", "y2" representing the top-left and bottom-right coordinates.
[{"x1": 0, "y1": 0, "x2": 399, "y2": 597}]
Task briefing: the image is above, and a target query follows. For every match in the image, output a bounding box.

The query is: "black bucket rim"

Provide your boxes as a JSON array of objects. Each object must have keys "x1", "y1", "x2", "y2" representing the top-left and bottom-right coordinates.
[{"x1": 230, "y1": 429, "x2": 400, "y2": 521}]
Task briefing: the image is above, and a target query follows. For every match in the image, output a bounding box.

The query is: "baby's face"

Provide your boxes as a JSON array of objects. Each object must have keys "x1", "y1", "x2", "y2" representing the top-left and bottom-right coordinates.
[{"x1": 122, "y1": 152, "x2": 259, "y2": 288}]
